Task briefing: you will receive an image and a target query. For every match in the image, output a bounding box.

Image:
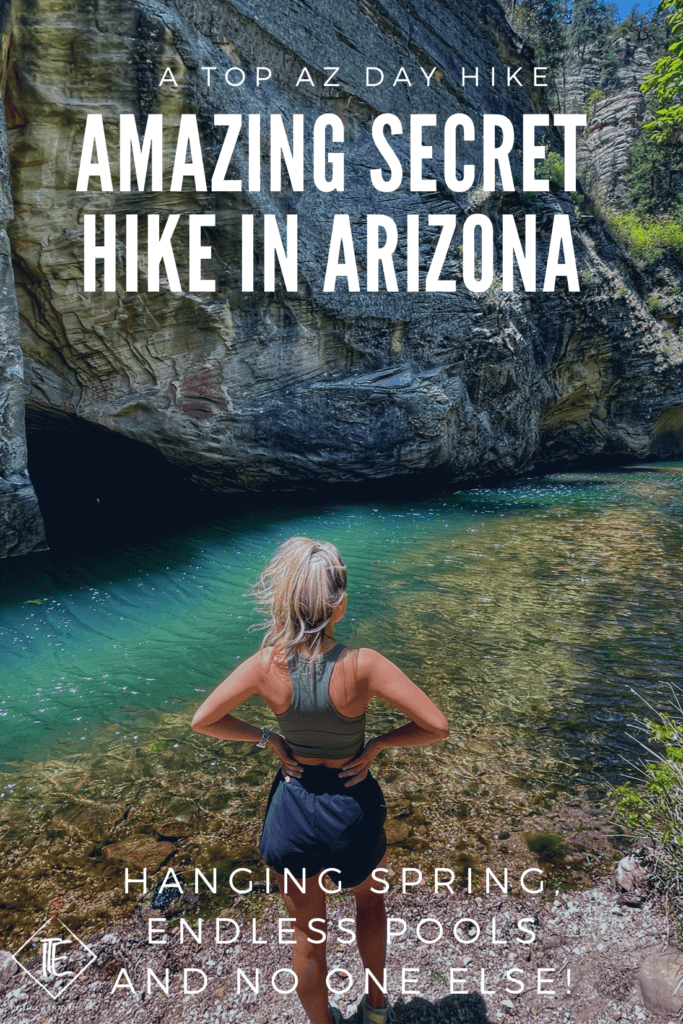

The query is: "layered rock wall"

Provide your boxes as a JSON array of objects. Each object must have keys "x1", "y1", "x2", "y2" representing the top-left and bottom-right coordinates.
[
  {"x1": 564, "y1": 27, "x2": 664, "y2": 206},
  {"x1": 0, "y1": 0, "x2": 681, "y2": 549},
  {"x1": 0, "y1": 61, "x2": 45, "y2": 556}
]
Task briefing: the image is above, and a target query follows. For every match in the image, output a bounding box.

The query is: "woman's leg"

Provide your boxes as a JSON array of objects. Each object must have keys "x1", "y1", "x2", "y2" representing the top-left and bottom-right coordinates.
[
  {"x1": 352, "y1": 852, "x2": 388, "y2": 1009},
  {"x1": 274, "y1": 870, "x2": 335, "y2": 1024}
]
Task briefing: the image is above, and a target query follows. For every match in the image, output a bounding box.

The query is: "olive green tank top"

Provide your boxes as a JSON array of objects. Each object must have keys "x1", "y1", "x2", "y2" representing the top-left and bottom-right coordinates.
[{"x1": 275, "y1": 643, "x2": 365, "y2": 760}]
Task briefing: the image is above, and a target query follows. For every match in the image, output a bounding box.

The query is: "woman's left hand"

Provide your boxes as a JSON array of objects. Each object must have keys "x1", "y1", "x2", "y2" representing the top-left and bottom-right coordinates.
[
  {"x1": 268, "y1": 733, "x2": 304, "y2": 781},
  {"x1": 338, "y1": 737, "x2": 381, "y2": 787}
]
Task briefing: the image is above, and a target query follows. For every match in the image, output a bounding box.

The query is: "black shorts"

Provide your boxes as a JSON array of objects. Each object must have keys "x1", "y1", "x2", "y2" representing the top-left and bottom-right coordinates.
[{"x1": 259, "y1": 765, "x2": 387, "y2": 890}]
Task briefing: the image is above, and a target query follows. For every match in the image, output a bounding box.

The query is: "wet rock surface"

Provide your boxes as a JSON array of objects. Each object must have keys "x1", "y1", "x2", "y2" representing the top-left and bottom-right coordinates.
[{"x1": 102, "y1": 836, "x2": 177, "y2": 873}]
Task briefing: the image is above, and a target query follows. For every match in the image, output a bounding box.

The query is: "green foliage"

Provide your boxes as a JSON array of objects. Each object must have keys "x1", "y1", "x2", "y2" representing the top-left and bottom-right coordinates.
[
  {"x1": 619, "y1": 3, "x2": 670, "y2": 48},
  {"x1": 537, "y1": 149, "x2": 566, "y2": 189},
  {"x1": 609, "y1": 210, "x2": 683, "y2": 262},
  {"x1": 504, "y1": 0, "x2": 661, "y2": 110},
  {"x1": 628, "y1": 4, "x2": 683, "y2": 237},
  {"x1": 508, "y1": 0, "x2": 571, "y2": 107},
  {"x1": 570, "y1": 0, "x2": 619, "y2": 59},
  {"x1": 585, "y1": 86, "x2": 606, "y2": 123},
  {"x1": 514, "y1": 0, "x2": 571, "y2": 56},
  {"x1": 642, "y1": 0, "x2": 683, "y2": 141},
  {"x1": 525, "y1": 831, "x2": 566, "y2": 861},
  {"x1": 612, "y1": 695, "x2": 683, "y2": 907},
  {"x1": 625, "y1": 133, "x2": 683, "y2": 218}
]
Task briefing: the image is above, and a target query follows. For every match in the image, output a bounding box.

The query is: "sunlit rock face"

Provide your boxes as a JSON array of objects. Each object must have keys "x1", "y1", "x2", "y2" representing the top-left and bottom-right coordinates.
[
  {"x1": 0, "y1": 0, "x2": 682, "y2": 554},
  {"x1": 564, "y1": 26, "x2": 664, "y2": 206}
]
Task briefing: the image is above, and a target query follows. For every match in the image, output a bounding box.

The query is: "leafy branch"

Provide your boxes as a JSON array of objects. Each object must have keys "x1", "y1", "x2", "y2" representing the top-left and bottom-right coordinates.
[{"x1": 642, "y1": 0, "x2": 683, "y2": 141}]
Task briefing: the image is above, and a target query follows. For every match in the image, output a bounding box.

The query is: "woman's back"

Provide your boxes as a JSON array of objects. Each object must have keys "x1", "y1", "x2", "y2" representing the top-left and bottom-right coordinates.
[
  {"x1": 274, "y1": 643, "x2": 365, "y2": 761},
  {"x1": 256, "y1": 641, "x2": 367, "y2": 766}
]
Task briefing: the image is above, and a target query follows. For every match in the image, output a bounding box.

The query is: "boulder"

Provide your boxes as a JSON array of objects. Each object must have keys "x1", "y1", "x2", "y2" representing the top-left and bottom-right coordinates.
[
  {"x1": 153, "y1": 819, "x2": 194, "y2": 840},
  {"x1": 385, "y1": 819, "x2": 412, "y2": 845},
  {"x1": 615, "y1": 853, "x2": 649, "y2": 892},
  {"x1": 638, "y1": 948, "x2": 683, "y2": 1017}
]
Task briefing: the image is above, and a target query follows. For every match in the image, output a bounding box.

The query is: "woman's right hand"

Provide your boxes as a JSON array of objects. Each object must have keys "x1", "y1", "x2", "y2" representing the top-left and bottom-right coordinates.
[{"x1": 268, "y1": 733, "x2": 304, "y2": 782}]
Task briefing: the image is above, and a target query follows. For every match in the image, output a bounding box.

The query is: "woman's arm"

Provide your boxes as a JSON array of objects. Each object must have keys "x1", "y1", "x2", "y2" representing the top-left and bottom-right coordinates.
[
  {"x1": 191, "y1": 652, "x2": 304, "y2": 777},
  {"x1": 365, "y1": 648, "x2": 449, "y2": 742},
  {"x1": 191, "y1": 652, "x2": 264, "y2": 740},
  {"x1": 339, "y1": 648, "x2": 449, "y2": 785}
]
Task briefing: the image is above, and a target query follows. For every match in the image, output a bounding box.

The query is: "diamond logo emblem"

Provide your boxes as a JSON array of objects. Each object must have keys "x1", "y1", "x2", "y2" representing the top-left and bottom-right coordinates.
[{"x1": 10, "y1": 918, "x2": 98, "y2": 999}]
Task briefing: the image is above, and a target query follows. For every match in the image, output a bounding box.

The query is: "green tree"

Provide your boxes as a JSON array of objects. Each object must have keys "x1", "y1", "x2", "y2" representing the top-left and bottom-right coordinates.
[
  {"x1": 625, "y1": 132, "x2": 683, "y2": 218},
  {"x1": 513, "y1": 0, "x2": 571, "y2": 109},
  {"x1": 569, "y1": 0, "x2": 618, "y2": 61},
  {"x1": 620, "y1": 3, "x2": 669, "y2": 47},
  {"x1": 642, "y1": 0, "x2": 683, "y2": 141}
]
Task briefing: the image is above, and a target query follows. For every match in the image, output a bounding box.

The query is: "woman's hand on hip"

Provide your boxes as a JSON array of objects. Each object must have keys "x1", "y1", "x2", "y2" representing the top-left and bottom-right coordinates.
[
  {"x1": 268, "y1": 733, "x2": 303, "y2": 781},
  {"x1": 338, "y1": 738, "x2": 380, "y2": 787}
]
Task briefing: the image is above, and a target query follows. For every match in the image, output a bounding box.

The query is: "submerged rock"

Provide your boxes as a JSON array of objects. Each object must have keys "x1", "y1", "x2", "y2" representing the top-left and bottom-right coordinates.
[
  {"x1": 102, "y1": 836, "x2": 176, "y2": 873},
  {"x1": 153, "y1": 819, "x2": 194, "y2": 840},
  {"x1": 136, "y1": 871, "x2": 199, "y2": 919},
  {"x1": 385, "y1": 819, "x2": 412, "y2": 845}
]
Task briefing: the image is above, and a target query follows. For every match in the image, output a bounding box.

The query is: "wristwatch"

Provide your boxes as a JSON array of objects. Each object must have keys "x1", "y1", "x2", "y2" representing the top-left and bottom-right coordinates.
[{"x1": 256, "y1": 727, "x2": 271, "y2": 749}]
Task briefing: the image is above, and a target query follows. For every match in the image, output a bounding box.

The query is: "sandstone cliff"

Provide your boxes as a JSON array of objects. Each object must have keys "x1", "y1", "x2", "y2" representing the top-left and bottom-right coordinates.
[{"x1": 0, "y1": 0, "x2": 681, "y2": 554}]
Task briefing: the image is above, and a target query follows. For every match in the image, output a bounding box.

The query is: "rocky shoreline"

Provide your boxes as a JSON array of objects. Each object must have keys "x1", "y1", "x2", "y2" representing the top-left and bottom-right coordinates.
[
  {"x1": 0, "y1": 724, "x2": 627, "y2": 947},
  {"x1": 1, "y1": 859, "x2": 680, "y2": 1024}
]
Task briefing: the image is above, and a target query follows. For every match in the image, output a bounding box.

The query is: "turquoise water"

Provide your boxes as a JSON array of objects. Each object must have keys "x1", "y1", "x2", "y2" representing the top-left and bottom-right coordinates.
[{"x1": 1, "y1": 464, "x2": 683, "y2": 788}]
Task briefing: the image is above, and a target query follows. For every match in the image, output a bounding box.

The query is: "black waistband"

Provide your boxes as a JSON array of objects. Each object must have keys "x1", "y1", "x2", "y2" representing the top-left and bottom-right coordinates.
[{"x1": 283, "y1": 764, "x2": 377, "y2": 798}]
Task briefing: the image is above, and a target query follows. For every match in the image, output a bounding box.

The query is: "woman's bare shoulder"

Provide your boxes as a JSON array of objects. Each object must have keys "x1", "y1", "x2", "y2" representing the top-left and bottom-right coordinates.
[
  {"x1": 353, "y1": 647, "x2": 393, "y2": 676},
  {"x1": 253, "y1": 645, "x2": 289, "y2": 675},
  {"x1": 253, "y1": 647, "x2": 270, "y2": 665},
  {"x1": 227, "y1": 648, "x2": 270, "y2": 683}
]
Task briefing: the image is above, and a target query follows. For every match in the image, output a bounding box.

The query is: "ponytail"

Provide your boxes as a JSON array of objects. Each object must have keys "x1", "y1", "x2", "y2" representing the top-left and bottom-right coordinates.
[{"x1": 251, "y1": 537, "x2": 347, "y2": 658}]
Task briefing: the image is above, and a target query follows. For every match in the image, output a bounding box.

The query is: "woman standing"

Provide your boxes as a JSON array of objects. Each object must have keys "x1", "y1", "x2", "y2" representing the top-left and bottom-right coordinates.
[{"x1": 191, "y1": 537, "x2": 449, "y2": 1024}]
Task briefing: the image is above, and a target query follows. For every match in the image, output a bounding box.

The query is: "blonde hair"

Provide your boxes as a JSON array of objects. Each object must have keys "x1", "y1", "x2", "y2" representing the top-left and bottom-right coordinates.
[{"x1": 252, "y1": 537, "x2": 347, "y2": 658}]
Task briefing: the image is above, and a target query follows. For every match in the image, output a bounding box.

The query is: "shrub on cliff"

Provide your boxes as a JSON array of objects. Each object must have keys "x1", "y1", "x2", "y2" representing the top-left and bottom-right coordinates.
[
  {"x1": 625, "y1": 135, "x2": 683, "y2": 220},
  {"x1": 609, "y1": 210, "x2": 683, "y2": 263},
  {"x1": 537, "y1": 150, "x2": 566, "y2": 190}
]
